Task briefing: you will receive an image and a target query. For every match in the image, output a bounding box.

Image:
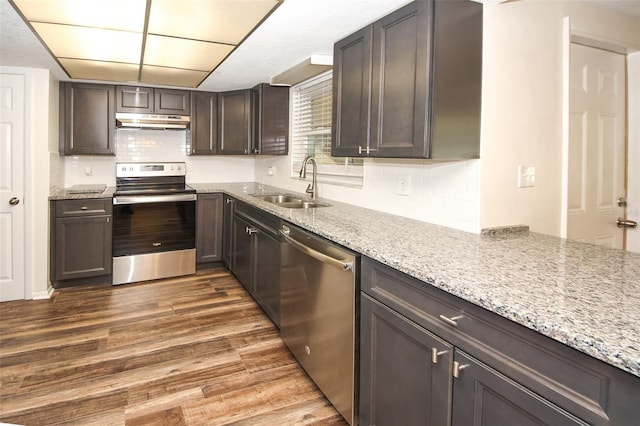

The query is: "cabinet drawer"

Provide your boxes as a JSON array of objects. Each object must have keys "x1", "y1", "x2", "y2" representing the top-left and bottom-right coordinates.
[
  {"x1": 362, "y1": 257, "x2": 633, "y2": 426},
  {"x1": 233, "y1": 200, "x2": 280, "y2": 237},
  {"x1": 55, "y1": 199, "x2": 112, "y2": 217}
]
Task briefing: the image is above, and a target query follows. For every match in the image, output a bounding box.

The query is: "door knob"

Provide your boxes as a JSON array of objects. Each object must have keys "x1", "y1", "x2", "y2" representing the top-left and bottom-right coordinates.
[
  {"x1": 9, "y1": 197, "x2": 20, "y2": 206},
  {"x1": 617, "y1": 218, "x2": 638, "y2": 229}
]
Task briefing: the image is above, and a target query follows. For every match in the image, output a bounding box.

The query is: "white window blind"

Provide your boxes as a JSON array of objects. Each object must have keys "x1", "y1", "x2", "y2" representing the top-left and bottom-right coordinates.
[{"x1": 290, "y1": 71, "x2": 363, "y2": 186}]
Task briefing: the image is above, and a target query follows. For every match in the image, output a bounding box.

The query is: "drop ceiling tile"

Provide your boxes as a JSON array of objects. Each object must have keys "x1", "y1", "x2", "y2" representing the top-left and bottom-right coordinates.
[
  {"x1": 32, "y1": 23, "x2": 142, "y2": 63},
  {"x1": 13, "y1": 0, "x2": 146, "y2": 32},
  {"x1": 140, "y1": 65, "x2": 209, "y2": 88},
  {"x1": 148, "y1": 0, "x2": 281, "y2": 45},
  {"x1": 59, "y1": 58, "x2": 139, "y2": 82},
  {"x1": 144, "y1": 35, "x2": 234, "y2": 71}
]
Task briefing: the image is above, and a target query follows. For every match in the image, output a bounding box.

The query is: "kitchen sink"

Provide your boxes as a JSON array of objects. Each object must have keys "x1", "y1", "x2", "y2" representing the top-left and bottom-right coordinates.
[{"x1": 253, "y1": 194, "x2": 330, "y2": 209}]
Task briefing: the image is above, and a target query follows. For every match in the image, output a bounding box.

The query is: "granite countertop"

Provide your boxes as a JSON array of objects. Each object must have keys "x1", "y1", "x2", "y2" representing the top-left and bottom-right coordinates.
[
  {"x1": 48, "y1": 182, "x2": 640, "y2": 377},
  {"x1": 192, "y1": 182, "x2": 640, "y2": 378},
  {"x1": 49, "y1": 186, "x2": 115, "y2": 199}
]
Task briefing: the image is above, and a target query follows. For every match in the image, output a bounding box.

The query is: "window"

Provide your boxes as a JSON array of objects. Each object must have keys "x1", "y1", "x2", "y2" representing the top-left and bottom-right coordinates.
[{"x1": 290, "y1": 71, "x2": 363, "y2": 186}]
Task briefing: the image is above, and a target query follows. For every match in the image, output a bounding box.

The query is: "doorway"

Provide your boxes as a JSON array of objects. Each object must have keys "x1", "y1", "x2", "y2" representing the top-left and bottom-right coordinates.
[{"x1": 565, "y1": 42, "x2": 638, "y2": 251}]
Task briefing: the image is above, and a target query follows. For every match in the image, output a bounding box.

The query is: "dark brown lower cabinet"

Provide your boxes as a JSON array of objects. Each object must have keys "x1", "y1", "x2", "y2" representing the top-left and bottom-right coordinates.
[
  {"x1": 360, "y1": 294, "x2": 452, "y2": 426},
  {"x1": 196, "y1": 193, "x2": 223, "y2": 264},
  {"x1": 360, "y1": 257, "x2": 639, "y2": 426},
  {"x1": 451, "y1": 351, "x2": 586, "y2": 426},
  {"x1": 230, "y1": 201, "x2": 281, "y2": 326},
  {"x1": 51, "y1": 199, "x2": 112, "y2": 286},
  {"x1": 222, "y1": 195, "x2": 235, "y2": 268}
]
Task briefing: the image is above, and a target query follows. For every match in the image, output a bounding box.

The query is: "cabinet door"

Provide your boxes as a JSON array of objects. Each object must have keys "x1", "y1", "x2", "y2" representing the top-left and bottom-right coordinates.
[
  {"x1": 331, "y1": 26, "x2": 372, "y2": 157},
  {"x1": 55, "y1": 215, "x2": 112, "y2": 281},
  {"x1": 452, "y1": 351, "x2": 588, "y2": 426},
  {"x1": 222, "y1": 196, "x2": 234, "y2": 268},
  {"x1": 255, "y1": 231, "x2": 280, "y2": 326},
  {"x1": 218, "y1": 90, "x2": 251, "y2": 155},
  {"x1": 196, "y1": 193, "x2": 223, "y2": 263},
  {"x1": 369, "y1": 1, "x2": 432, "y2": 158},
  {"x1": 252, "y1": 84, "x2": 289, "y2": 155},
  {"x1": 154, "y1": 88, "x2": 191, "y2": 115},
  {"x1": 190, "y1": 92, "x2": 218, "y2": 155},
  {"x1": 232, "y1": 214, "x2": 254, "y2": 294},
  {"x1": 116, "y1": 86, "x2": 153, "y2": 113},
  {"x1": 360, "y1": 294, "x2": 453, "y2": 426},
  {"x1": 60, "y1": 83, "x2": 115, "y2": 155}
]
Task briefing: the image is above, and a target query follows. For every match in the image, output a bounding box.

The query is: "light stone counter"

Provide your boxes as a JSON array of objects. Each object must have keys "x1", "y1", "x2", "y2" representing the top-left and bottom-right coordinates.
[
  {"x1": 191, "y1": 182, "x2": 640, "y2": 378},
  {"x1": 49, "y1": 186, "x2": 115, "y2": 200}
]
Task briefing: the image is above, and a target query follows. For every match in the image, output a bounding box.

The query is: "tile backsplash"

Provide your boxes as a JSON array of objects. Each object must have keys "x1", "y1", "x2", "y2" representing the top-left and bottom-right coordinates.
[{"x1": 62, "y1": 129, "x2": 255, "y2": 186}]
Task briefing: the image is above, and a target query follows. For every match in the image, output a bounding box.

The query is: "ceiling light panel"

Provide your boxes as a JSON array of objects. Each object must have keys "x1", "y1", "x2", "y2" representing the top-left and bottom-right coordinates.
[
  {"x1": 148, "y1": 0, "x2": 281, "y2": 45},
  {"x1": 144, "y1": 35, "x2": 234, "y2": 71},
  {"x1": 31, "y1": 23, "x2": 142, "y2": 64},
  {"x1": 10, "y1": 0, "x2": 284, "y2": 87},
  {"x1": 140, "y1": 65, "x2": 210, "y2": 88},
  {"x1": 59, "y1": 59, "x2": 140, "y2": 82},
  {"x1": 12, "y1": 0, "x2": 146, "y2": 32}
]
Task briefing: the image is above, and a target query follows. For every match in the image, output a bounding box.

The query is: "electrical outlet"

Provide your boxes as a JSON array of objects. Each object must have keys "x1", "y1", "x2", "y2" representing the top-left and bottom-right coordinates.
[
  {"x1": 267, "y1": 166, "x2": 275, "y2": 176},
  {"x1": 84, "y1": 166, "x2": 92, "y2": 176},
  {"x1": 518, "y1": 165, "x2": 535, "y2": 188},
  {"x1": 397, "y1": 175, "x2": 411, "y2": 196}
]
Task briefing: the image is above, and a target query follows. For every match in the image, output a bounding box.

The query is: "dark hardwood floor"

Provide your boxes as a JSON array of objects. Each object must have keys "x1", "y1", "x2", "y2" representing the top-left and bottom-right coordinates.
[{"x1": 0, "y1": 268, "x2": 348, "y2": 425}]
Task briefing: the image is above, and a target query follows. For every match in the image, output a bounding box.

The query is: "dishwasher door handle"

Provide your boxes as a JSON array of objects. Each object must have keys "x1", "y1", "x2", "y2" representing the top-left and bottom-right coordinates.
[{"x1": 280, "y1": 228, "x2": 354, "y2": 271}]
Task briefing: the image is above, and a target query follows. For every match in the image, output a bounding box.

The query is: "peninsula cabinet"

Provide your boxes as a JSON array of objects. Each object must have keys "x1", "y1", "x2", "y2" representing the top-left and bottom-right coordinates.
[
  {"x1": 59, "y1": 82, "x2": 116, "y2": 155},
  {"x1": 230, "y1": 201, "x2": 281, "y2": 327},
  {"x1": 190, "y1": 91, "x2": 218, "y2": 155},
  {"x1": 217, "y1": 89, "x2": 252, "y2": 155},
  {"x1": 332, "y1": 0, "x2": 482, "y2": 159},
  {"x1": 50, "y1": 199, "x2": 112, "y2": 287},
  {"x1": 196, "y1": 193, "x2": 223, "y2": 264},
  {"x1": 360, "y1": 257, "x2": 640, "y2": 426},
  {"x1": 116, "y1": 86, "x2": 190, "y2": 115}
]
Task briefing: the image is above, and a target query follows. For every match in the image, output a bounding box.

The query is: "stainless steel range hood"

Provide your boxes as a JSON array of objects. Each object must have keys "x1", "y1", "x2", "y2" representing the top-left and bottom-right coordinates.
[{"x1": 116, "y1": 113, "x2": 190, "y2": 129}]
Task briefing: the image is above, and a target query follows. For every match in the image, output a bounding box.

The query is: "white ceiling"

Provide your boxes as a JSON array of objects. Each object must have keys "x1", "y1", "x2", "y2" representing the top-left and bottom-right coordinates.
[{"x1": 1, "y1": 0, "x2": 638, "y2": 92}]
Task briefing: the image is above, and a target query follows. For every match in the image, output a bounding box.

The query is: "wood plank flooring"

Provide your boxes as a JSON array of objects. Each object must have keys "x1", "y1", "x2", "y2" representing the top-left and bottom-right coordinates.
[{"x1": 0, "y1": 268, "x2": 348, "y2": 425}]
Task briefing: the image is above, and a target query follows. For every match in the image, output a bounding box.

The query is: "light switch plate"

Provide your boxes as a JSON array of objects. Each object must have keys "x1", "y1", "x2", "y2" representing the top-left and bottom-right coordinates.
[
  {"x1": 518, "y1": 165, "x2": 535, "y2": 188},
  {"x1": 397, "y1": 175, "x2": 411, "y2": 196}
]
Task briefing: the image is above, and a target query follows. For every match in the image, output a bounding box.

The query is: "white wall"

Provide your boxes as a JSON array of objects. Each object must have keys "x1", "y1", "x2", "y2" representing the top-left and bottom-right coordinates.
[
  {"x1": 63, "y1": 129, "x2": 256, "y2": 186},
  {"x1": 479, "y1": 0, "x2": 640, "y2": 235},
  {"x1": 255, "y1": 155, "x2": 480, "y2": 233}
]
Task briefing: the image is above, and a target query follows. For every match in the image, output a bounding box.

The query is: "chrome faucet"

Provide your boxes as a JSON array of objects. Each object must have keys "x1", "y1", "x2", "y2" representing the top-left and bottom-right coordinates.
[{"x1": 299, "y1": 156, "x2": 318, "y2": 200}]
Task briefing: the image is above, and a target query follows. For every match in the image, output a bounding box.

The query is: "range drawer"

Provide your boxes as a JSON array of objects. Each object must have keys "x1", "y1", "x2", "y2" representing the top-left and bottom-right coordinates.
[
  {"x1": 362, "y1": 257, "x2": 638, "y2": 426},
  {"x1": 55, "y1": 198, "x2": 112, "y2": 217}
]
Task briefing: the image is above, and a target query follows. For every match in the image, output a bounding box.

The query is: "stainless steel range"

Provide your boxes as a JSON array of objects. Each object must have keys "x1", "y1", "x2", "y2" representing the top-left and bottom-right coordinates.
[{"x1": 112, "y1": 162, "x2": 196, "y2": 285}]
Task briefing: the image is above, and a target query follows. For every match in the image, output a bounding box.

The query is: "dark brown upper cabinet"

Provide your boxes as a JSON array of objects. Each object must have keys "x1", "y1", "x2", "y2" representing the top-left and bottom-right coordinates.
[
  {"x1": 217, "y1": 89, "x2": 252, "y2": 155},
  {"x1": 189, "y1": 91, "x2": 218, "y2": 155},
  {"x1": 116, "y1": 86, "x2": 190, "y2": 115},
  {"x1": 332, "y1": 0, "x2": 483, "y2": 159},
  {"x1": 251, "y1": 83, "x2": 289, "y2": 155},
  {"x1": 59, "y1": 82, "x2": 116, "y2": 156},
  {"x1": 216, "y1": 86, "x2": 289, "y2": 156}
]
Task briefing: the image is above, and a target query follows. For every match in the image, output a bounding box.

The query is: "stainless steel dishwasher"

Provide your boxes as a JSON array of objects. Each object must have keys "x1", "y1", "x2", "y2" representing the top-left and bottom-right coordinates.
[{"x1": 279, "y1": 223, "x2": 358, "y2": 426}]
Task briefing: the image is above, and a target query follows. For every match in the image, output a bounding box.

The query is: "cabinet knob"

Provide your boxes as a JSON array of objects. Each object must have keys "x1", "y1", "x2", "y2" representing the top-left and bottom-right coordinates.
[
  {"x1": 431, "y1": 348, "x2": 448, "y2": 364},
  {"x1": 453, "y1": 361, "x2": 469, "y2": 378},
  {"x1": 439, "y1": 314, "x2": 463, "y2": 327}
]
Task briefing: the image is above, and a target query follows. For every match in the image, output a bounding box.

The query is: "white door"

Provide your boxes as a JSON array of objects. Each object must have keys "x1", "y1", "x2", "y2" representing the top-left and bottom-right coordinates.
[
  {"x1": 567, "y1": 44, "x2": 626, "y2": 249},
  {"x1": 0, "y1": 73, "x2": 25, "y2": 301}
]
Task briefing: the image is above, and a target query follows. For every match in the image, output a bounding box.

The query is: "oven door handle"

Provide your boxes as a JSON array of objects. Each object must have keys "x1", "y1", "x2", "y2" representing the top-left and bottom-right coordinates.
[{"x1": 113, "y1": 194, "x2": 197, "y2": 205}]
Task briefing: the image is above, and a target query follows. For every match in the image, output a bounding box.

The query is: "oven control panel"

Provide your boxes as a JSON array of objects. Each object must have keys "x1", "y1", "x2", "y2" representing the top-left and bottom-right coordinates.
[{"x1": 116, "y1": 162, "x2": 186, "y2": 178}]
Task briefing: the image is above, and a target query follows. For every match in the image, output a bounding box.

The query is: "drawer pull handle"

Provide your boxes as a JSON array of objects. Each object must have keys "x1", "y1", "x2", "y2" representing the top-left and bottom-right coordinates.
[
  {"x1": 226, "y1": 199, "x2": 233, "y2": 204},
  {"x1": 80, "y1": 206, "x2": 88, "y2": 210},
  {"x1": 431, "y1": 348, "x2": 448, "y2": 364},
  {"x1": 439, "y1": 314, "x2": 463, "y2": 327},
  {"x1": 247, "y1": 227, "x2": 258, "y2": 235},
  {"x1": 453, "y1": 361, "x2": 469, "y2": 378},
  {"x1": 152, "y1": 242, "x2": 162, "y2": 247}
]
